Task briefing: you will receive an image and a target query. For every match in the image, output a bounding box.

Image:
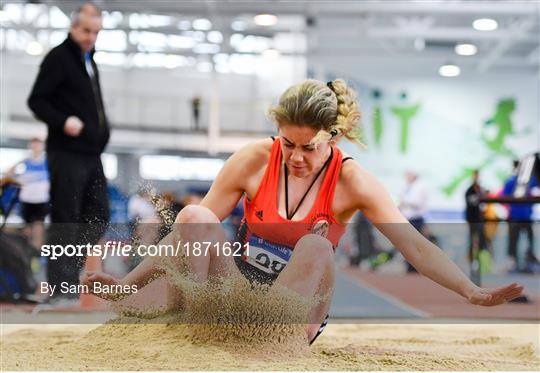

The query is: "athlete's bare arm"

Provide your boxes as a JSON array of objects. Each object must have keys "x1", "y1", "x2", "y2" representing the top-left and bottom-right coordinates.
[
  {"x1": 200, "y1": 138, "x2": 272, "y2": 220},
  {"x1": 340, "y1": 161, "x2": 523, "y2": 306}
]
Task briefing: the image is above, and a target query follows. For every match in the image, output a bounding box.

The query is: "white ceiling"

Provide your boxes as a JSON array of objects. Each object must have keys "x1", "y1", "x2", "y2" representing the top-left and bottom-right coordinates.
[{"x1": 2, "y1": 0, "x2": 538, "y2": 75}]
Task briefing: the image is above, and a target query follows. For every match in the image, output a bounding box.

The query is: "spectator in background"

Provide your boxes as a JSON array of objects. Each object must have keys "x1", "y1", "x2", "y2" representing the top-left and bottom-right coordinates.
[
  {"x1": 465, "y1": 170, "x2": 486, "y2": 260},
  {"x1": 27, "y1": 3, "x2": 110, "y2": 296},
  {"x1": 128, "y1": 190, "x2": 158, "y2": 224},
  {"x1": 128, "y1": 190, "x2": 159, "y2": 245},
  {"x1": 483, "y1": 190, "x2": 500, "y2": 256},
  {"x1": 503, "y1": 160, "x2": 539, "y2": 272},
  {"x1": 191, "y1": 95, "x2": 201, "y2": 131},
  {"x1": 351, "y1": 212, "x2": 376, "y2": 266},
  {"x1": 399, "y1": 171, "x2": 428, "y2": 234},
  {"x1": 158, "y1": 192, "x2": 184, "y2": 239},
  {"x1": 399, "y1": 171, "x2": 429, "y2": 272},
  {"x1": 162, "y1": 192, "x2": 184, "y2": 219},
  {"x1": 181, "y1": 193, "x2": 203, "y2": 206},
  {"x1": 5, "y1": 138, "x2": 50, "y2": 249}
]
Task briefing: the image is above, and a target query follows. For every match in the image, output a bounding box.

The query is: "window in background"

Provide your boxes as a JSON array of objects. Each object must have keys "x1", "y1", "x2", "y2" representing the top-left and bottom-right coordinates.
[
  {"x1": 139, "y1": 155, "x2": 224, "y2": 181},
  {"x1": 101, "y1": 153, "x2": 118, "y2": 180},
  {"x1": 0, "y1": 148, "x2": 26, "y2": 173},
  {"x1": 0, "y1": 149, "x2": 117, "y2": 180}
]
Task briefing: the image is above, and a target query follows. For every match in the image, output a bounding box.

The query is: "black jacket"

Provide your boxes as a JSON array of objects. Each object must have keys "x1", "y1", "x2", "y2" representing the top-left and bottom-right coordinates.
[
  {"x1": 27, "y1": 34, "x2": 110, "y2": 155},
  {"x1": 465, "y1": 183, "x2": 483, "y2": 223}
]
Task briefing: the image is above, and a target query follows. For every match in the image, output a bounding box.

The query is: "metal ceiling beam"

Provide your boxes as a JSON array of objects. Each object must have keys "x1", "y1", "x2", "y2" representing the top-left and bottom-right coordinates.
[
  {"x1": 0, "y1": 21, "x2": 295, "y2": 36},
  {"x1": 367, "y1": 27, "x2": 538, "y2": 43},
  {"x1": 476, "y1": 16, "x2": 536, "y2": 73},
  {"x1": 6, "y1": 0, "x2": 535, "y2": 17},
  {"x1": 93, "y1": 1, "x2": 539, "y2": 17}
]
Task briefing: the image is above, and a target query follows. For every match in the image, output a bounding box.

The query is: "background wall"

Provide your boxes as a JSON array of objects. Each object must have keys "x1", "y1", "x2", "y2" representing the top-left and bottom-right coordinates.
[
  {"x1": 1, "y1": 1, "x2": 539, "y2": 217},
  {"x1": 331, "y1": 72, "x2": 540, "y2": 211}
]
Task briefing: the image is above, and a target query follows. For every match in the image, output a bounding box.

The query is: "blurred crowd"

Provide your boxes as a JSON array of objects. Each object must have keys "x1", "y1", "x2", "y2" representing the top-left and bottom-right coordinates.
[{"x1": 346, "y1": 167, "x2": 540, "y2": 276}]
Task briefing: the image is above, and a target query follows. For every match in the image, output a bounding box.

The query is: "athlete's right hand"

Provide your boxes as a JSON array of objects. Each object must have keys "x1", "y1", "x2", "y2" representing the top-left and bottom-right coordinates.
[{"x1": 80, "y1": 271, "x2": 120, "y2": 300}]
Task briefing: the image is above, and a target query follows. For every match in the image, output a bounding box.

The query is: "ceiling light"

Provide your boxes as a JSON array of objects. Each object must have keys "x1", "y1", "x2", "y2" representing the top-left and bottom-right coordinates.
[
  {"x1": 49, "y1": 6, "x2": 70, "y2": 28},
  {"x1": 473, "y1": 18, "x2": 498, "y2": 31},
  {"x1": 439, "y1": 63, "x2": 461, "y2": 77},
  {"x1": 213, "y1": 53, "x2": 229, "y2": 64},
  {"x1": 262, "y1": 49, "x2": 280, "y2": 58},
  {"x1": 183, "y1": 30, "x2": 205, "y2": 42},
  {"x1": 254, "y1": 14, "x2": 277, "y2": 26},
  {"x1": 94, "y1": 51, "x2": 126, "y2": 67},
  {"x1": 168, "y1": 35, "x2": 196, "y2": 49},
  {"x1": 26, "y1": 41, "x2": 43, "y2": 56},
  {"x1": 207, "y1": 31, "x2": 223, "y2": 44},
  {"x1": 193, "y1": 43, "x2": 220, "y2": 54},
  {"x1": 455, "y1": 43, "x2": 477, "y2": 56},
  {"x1": 231, "y1": 20, "x2": 246, "y2": 31},
  {"x1": 177, "y1": 20, "x2": 191, "y2": 30},
  {"x1": 164, "y1": 55, "x2": 188, "y2": 69},
  {"x1": 193, "y1": 18, "x2": 212, "y2": 31}
]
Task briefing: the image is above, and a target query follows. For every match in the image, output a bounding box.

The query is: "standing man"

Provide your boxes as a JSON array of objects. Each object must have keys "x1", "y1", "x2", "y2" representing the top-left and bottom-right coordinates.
[
  {"x1": 191, "y1": 95, "x2": 201, "y2": 131},
  {"x1": 27, "y1": 3, "x2": 110, "y2": 298},
  {"x1": 465, "y1": 170, "x2": 486, "y2": 258},
  {"x1": 464, "y1": 169, "x2": 487, "y2": 283},
  {"x1": 399, "y1": 171, "x2": 429, "y2": 272},
  {"x1": 399, "y1": 171, "x2": 428, "y2": 234},
  {"x1": 503, "y1": 160, "x2": 539, "y2": 272}
]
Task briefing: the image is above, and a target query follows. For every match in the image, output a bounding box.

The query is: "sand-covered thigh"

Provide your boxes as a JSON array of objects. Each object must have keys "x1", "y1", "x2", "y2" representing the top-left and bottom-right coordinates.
[{"x1": 2, "y1": 322, "x2": 539, "y2": 371}]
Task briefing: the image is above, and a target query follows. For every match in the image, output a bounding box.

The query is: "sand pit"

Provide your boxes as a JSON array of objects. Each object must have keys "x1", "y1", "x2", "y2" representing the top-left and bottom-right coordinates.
[
  {"x1": 2, "y1": 321, "x2": 539, "y2": 371},
  {"x1": 3, "y1": 266, "x2": 539, "y2": 370}
]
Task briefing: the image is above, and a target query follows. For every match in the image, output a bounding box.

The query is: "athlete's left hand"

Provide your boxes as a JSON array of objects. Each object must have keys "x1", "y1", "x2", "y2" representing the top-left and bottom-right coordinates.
[{"x1": 467, "y1": 282, "x2": 524, "y2": 306}]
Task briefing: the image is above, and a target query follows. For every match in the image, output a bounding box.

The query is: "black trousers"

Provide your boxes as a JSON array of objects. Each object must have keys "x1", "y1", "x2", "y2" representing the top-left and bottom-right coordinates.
[
  {"x1": 468, "y1": 222, "x2": 486, "y2": 261},
  {"x1": 46, "y1": 152, "x2": 110, "y2": 290},
  {"x1": 508, "y1": 221, "x2": 534, "y2": 263}
]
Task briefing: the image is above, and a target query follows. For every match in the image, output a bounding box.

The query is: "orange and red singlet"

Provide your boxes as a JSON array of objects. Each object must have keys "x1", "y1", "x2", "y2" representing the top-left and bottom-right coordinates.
[{"x1": 235, "y1": 137, "x2": 347, "y2": 282}]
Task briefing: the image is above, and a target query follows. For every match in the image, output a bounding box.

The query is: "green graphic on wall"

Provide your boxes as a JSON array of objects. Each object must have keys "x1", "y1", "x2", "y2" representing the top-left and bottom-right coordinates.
[
  {"x1": 390, "y1": 102, "x2": 421, "y2": 153},
  {"x1": 442, "y1": 157, "x2": 497, "y2": 196},
  {"x1": 443, "y1": 98, "x2": 518, "y2": 196},
  {"x1": 372, "y1": 90, "x2": 383, "y2": 147},
  {"x1": 481, "y1": 98, "x2": 516, "y2": 157}
]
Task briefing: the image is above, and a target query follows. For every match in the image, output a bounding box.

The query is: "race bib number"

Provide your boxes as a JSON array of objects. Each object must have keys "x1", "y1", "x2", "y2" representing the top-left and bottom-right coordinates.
[{"x1": 244, "y1": 234, "x2": 293, "y2": 275}]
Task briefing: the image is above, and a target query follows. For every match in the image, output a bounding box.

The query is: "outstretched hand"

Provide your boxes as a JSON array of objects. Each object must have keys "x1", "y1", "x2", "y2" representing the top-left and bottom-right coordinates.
[
  {"x1": 467, "y1": 282, "x2": 524, "y2": 306},
  {"x1": 80, "y1": 271, "x2": 121, "y2": 300}
]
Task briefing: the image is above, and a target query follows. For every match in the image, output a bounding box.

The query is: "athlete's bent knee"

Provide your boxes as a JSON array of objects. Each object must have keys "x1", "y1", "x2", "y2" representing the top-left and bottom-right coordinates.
[
  {"x1": 295, "y1": 234, "x2": 333, "y2": 256},
  {"x1": 293, "y1": 234, "x2": 334, "y2": 271},
  {"x1": 175, "y1": 204, "x2": 219, "y2": 224}
]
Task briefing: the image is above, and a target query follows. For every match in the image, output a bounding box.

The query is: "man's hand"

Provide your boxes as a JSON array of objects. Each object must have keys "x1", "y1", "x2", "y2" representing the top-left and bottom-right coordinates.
[
  {"x1": 64, "y1": 116, "x2": 84, "y2": 137},
  {"x1": 467, "y1": 282, "x2": 524, "y2": 306}
]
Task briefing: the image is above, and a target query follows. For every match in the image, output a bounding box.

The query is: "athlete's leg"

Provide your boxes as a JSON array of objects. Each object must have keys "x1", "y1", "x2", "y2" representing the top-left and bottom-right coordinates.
[
  {"x1": 157, "y1": 204, "x2": 241, "y2": 310},
  {"x1": 81, "y1": 205, "x2": 239, "y2": 304},
  {"x1": 173, "y1": 204, "x2": 240, "y2": 282},
  {"x1": 274, "y1": 234, "x2": 335, "y2": 342}
]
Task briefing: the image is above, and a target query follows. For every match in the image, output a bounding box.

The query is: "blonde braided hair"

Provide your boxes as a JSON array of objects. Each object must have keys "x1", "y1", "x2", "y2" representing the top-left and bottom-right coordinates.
[{"x1": 268, "y1": 79, "x2": 364, "y2": 146}]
